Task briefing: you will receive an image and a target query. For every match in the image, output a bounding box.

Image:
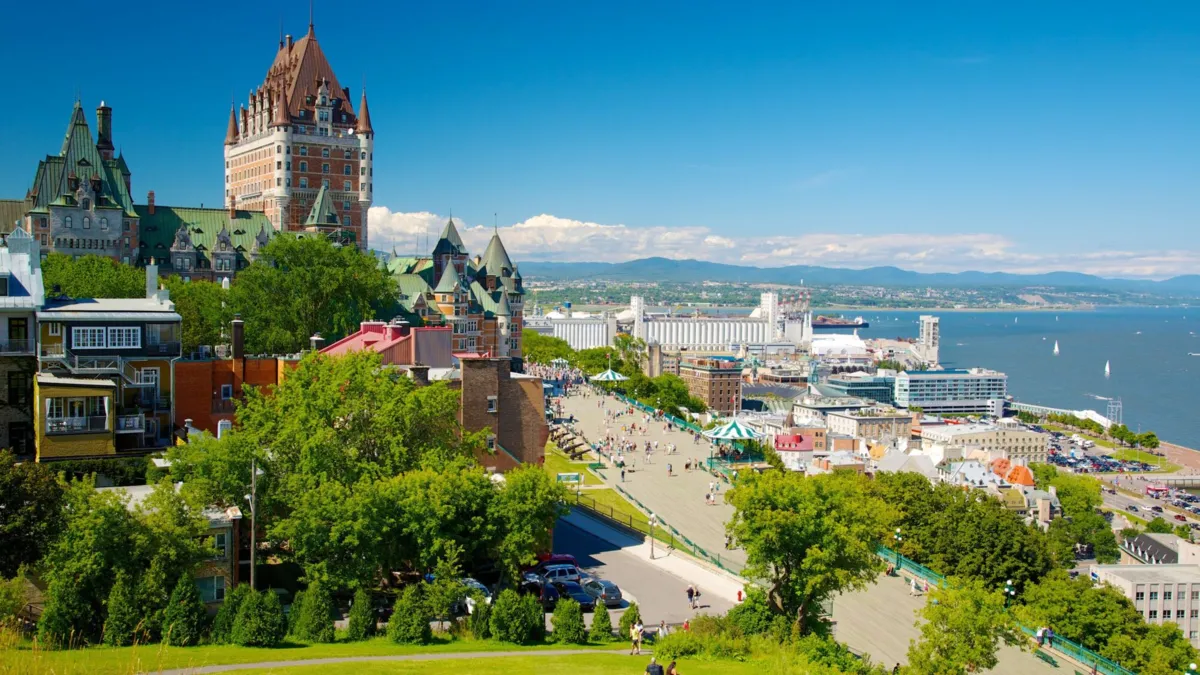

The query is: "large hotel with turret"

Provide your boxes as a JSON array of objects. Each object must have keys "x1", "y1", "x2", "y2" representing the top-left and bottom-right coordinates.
[{"x1": 1, "y1": 19, "x2": 375, "y2": 276}]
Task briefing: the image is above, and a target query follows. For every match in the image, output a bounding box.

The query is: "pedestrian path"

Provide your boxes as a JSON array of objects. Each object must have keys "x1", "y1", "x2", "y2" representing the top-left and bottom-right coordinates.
[
  {"x1": 155, "y1": 649, "x2": 631, "y2": 675},
  {"x1": 559, "y1": 394, "x2": 747, "y2": 569}
]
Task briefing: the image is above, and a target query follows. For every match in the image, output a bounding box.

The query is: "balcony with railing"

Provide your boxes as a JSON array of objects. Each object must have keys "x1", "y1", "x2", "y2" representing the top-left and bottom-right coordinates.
[
  {"x1": 146, "y1": 341, "x2": 182, "y2": 357},
  {"x1": 46, "y1": 416, "x2": 108, "y2": 435},
  {"x1": 115, "y1": 413, "x2": 145, "y2": 434},
  {"x1": 40, "y1": 343, "x2": 65, "y2": 359},
  {"x1": 0, "y1": 337, "x2": 35, "y2": 355}
]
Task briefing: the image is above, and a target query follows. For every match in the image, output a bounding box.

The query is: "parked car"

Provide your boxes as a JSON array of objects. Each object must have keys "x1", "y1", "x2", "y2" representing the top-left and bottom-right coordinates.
[
  {"x1": 1151, "y1": 505, "x2": 1164, "y2": 513},
  {"x1": 533, "y1": 553, "x2": 579, "y2": 569},
  {"x1": 540, "y1": 564, "x2": 582, "y2": 584},
  {"x1": 1175, "y1": 514, "x2": 1189, "y2": 523},
  {"x1": 582, "y1": 579, "x2": 623, "y2": 608},
  {"x1": 457, "y1": 578, "x2": 493, "y2": 615},
  {"x1": 518, "y1": 572, "x2": 560, "y2": 610},
  {"x1": 1126, "y1": 504, "x2": 1140, "y2": 513},
  {"x1": 551, "y1": 581, "x2": 595, "y2": 611}
]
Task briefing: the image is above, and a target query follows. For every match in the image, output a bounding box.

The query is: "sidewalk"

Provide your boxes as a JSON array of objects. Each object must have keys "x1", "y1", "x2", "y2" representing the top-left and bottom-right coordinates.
[{"x1": 562, "y1": 508, "x2": 747, "y2": 605}]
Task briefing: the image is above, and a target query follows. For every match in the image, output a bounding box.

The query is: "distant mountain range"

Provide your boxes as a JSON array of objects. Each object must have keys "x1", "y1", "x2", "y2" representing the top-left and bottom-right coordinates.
[{"x1": 517, "y1": 257, "x2": 1200, "y2": 296}]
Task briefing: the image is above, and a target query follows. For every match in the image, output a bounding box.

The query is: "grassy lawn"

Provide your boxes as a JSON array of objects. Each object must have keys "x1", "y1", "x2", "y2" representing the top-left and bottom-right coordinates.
[
  {"x1": 574, "y1": 488, "x2": 706, "y2": 557},
  {"x1": 0, "y1": 637, "x2": 626, "y2": 675},
  {"x1": 211, "y1": 654, "x2": 764, "y2": 675},
  {"x1": 1109, "y1": 448, "x2": 1181, "y2": 473},
  {"x1": 543, "y1": 444, "x2": 602, "y2": 486}
]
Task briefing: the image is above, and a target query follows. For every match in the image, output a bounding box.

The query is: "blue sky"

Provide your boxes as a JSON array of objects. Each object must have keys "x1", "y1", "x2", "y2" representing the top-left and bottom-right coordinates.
[{"x1": 3, "y1": 1, "x2": 1199, "y2": 277}]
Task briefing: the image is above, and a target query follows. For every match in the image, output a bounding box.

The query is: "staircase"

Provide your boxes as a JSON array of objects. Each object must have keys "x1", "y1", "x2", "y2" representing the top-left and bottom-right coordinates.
[{"x1": 40, "y1": 347, "x2": 156, "y2": 387}]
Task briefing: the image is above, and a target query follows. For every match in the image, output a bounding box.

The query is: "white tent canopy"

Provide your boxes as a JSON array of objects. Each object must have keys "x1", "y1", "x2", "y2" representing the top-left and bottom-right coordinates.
[
  {"x1": 590, "y1": 369, "x2": 629, "y2": 382},
  {"x1": 703, "y1": 419, "x2": 764, "y2": 440}
]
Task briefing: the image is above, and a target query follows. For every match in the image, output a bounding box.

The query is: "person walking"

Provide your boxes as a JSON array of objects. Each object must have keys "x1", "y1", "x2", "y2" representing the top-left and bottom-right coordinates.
[
  {"x1": 630, "y1": 621, "x2": 641, "y2": 655},
  {"x1": 621, "y1": 467, "x2": 626, "y2": 483},
  {"x1": 667, "y1": 463, "x2": 672, "y2": 477},
  {"x1": 909, "y1": 578, "x2": 919, "y2": 596},
  {"x1": 634, "y1": 620, "x2": 645, "y2": 654},
  {"x1": 686, "y1": 585, "x2": 696, "y2": 609},
  {"x1": 659, "y1": 620, "x2": 669, "y2": 638}
]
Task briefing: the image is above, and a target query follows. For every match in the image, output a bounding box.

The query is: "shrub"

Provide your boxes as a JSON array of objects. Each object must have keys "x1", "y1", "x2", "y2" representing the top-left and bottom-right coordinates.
[
  {"x1": 38, "y1": 583, "x2": 89, "y2": 647},
  {"x1": 589, "y1": 602, "x2": 613, "y2": 642},
  {"x1": 232, "y1": 589, "x2": 287, "y2": 647},
  {"x1": 346, "y1": 588, "x2": 376, "y2": 641},
  {"x1": 287, "y1": 590, "x2": 305, "y2": 637},
  {"x1": 210, "y1": 583, "x2": 251, "y2": 644},
  {"x1": 655, "y1": 622, "x2": 749, "y2": 662},
  {"x1": 292, "y1": 582, "x2": 335, "y2": 643},
  {"x1": 467, "y1": 592, "x2": 491, "y2": 640},
  {"x1": 387, "y1": 585, "x2": 431, "y2": 644},
  {"x1": 162, "y1": 574, "x2": 207, "y2": 646},
  {"x1": 618, "y1": 601, "x2": 642, "y2": 641},
  {"x1": 102, "y1": 572, "x2": 141, "y2": 647},
  {"x1": 0, "y1": 569, "x2": 29, "y2": 627},
  {"x1": 551, "y1": 598, "x2": 586, "y2": 644},
  {"x1": 490, "y1": 588, "x2": 541, "y2": 644},
  {"x1": 726, "y1": 588, "x2": 779, "y2": 638},
  {"x1": 521, "y1": 593, "x2": 545, "y2": 643}
]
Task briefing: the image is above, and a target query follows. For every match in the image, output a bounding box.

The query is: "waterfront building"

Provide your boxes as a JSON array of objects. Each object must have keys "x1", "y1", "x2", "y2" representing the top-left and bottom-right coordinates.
[
  {"x1": 387, "y1": 218, "x2": 525, "y2": 364},
  {"x1": 1090, "y1": 564, "x2": 1200, "y2": 646},
  {"x1": 826, "y1": 406, "x2": 914, "y2": 445},
  {"x1": 920, "y1": 419, "x2": 1049, "y2": 464},
  {"x1": 894, "y1": 367, "x2": 1007, "y2": 415},
  {"x1": 818, "y1": 371, "x2": 896, "y2": 405},
  {"x1": 224, "y1": 21, "x2": 373, "y2": 246},
  {"x1": 918, "y1": 315, "x2": 940, "y2": 365},
  {"x1": 809, "y1": 333, "x2": 873, "y2": 370},
  {"x1": 627, "y1": 292, "x2": 812, "y2": 350},
  {"x1": 34, "y1": 264, "x2": 182, "y2": 460},
  {"x1": 0, "y1": 230, "x2": 43, "y2": 455},
  {"x1": 791, "y1": 394, "x2": 873, "y2": 424},
  {"x1": 679, "y1": 355, "x2": 743, "y2": 415}
]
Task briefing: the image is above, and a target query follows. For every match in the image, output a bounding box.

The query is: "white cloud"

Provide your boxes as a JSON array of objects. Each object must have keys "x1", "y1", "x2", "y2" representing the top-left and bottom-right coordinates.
[{"x1": 367, "y1": 206, "x2": 1200, "y2": 279}]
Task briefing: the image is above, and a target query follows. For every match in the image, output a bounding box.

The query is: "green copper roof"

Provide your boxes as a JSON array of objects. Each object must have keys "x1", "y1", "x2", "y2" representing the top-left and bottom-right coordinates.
[
  {"x1": 432, "y1": 217, "x2": 467, "y2": 256},
  {"x1": 0, "y1": 200, "x2": 24, "y2": 234},
  {"x1": 27, "y1": 103, "x2": 136, "y2": 217},
  {"x1": 495, "y1": 291, "x2": 511, "y2": 317},
  {"x1": 434, "y1": 261, "x2": 462, "y2": 293},
  {"x1": 304, "y1": 185, "x2": 339, "y2": 226},
  {"x1": 134, "y1": 204, "x2": 272, "y2": 267},
  {"x1": 480, "y1": 232, "x2": 514, "y2": 277}
]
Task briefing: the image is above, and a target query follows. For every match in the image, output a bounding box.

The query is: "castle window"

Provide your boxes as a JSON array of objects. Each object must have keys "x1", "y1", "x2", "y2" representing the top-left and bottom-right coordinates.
[
  {"x1": 276, "y1": 145, "x2": 281, "y2": 154},
  {"x1": 299, "y1": 161, "x2": 307, "y2": 172},
  {"x1": 100, "y1": 217, "x2": 108, "y2": 230},
  {"x1": 360, "y1": 152, "x2": 366, "y2": 160},
  {"x1": 123, "y1": 220, "x2": 130, "y2": 231},
  {"x1": 322, "y1": 180, "x2": 329, "y2": 189},
  {"x1": 83, "y1": 217, "x2": 91, "y2": 229},
  {"x1": 361, "y1": 167, "x2": 366, "y2": 175},
  {"x1": 299, "y1": 177, "x2": 308, "y2": 188},
  {"x1": 322, "y1": 163, "x2": 329, "y2": 174},
  {"x1": 343, "y1": 201, "x2": 351, "y2": 210},
  {"x1": 64, "y1": 216, "x2": 72, "y2": 228},
  {"x1": 81, "y1": 198, "x2": 90, "y2": 210},
  {"x1": 343, "y1": 180, "x2": 352, "y2": 191},
  {"x1": 299, "y1": 146, "x2": 308, "y2": 156},
  {"x1": 343, "y1": 165, "x2": 351, "y2": 175},
  {"x1": 344, "y1": 150, "x2": 352, "y2": 159},
  {"x1": 286, "y1": 161, "x2": 291, "y2": 170},
  {"x1": 322, "y1": 148, "x2": 329, "y2": 158}
]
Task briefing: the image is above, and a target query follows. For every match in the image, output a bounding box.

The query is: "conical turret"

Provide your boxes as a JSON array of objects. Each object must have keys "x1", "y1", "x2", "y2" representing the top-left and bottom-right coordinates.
[{"x1": 224, "y1": 106, "x2": 240, "y2": 144}]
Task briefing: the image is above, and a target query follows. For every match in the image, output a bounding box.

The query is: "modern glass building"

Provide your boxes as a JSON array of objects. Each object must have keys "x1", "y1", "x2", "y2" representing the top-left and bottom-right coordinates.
[
  {"x1": 819, "y1": 372, "x2": 897, "y2": 406},
  {"x1": 894, "y1": 368, "x2": 1007, "y2": 415}
]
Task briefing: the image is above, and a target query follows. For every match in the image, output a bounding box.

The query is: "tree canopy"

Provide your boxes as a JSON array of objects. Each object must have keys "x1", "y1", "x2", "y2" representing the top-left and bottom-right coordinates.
[
  {"x1": 521, "y1": 330, "x2": 573, "y2": 365},
  {"x1": 42, "y1": 253, "x2": 145, "y2": 299},
  {"x1": 906, "y1": 578, "x2": 1021, "y2": 675},
  {"x1": 0, "y1": 450, "x2": 64, "y2": 577},
  {"x1": 727, "y1": 470, "x2": 893, "y2": 634},
  {"x1": 162, "y1": 277, "x2": 232, "y2": 353}
]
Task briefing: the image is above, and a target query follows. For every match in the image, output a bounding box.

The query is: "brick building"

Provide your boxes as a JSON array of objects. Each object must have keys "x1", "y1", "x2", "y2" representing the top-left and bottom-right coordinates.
[
  {"x1": 438, "y1": 357, "x2": 549, "y2": 472},
  {"x1": 224, "y1": 21, "x2": 373, "y2": 246},
  {"x1": 679, "y1": 355, "x2": 743, "y2": 415}
]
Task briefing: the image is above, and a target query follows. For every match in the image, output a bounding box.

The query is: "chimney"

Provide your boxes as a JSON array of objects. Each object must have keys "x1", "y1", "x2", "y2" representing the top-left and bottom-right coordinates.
[
  {"x1": 147, "y1": 190, "x2": 156, "y2": 215},
  {"x1": 231, "y1": 314, "x2": 245, "y2": 360},
  {"x1": 229, "y1": 194, "x2": 237, "y2": 219},
  {"x1": 286, "y1": 34, "x2": 294, "y2": 49},
  {"x1": 309, "y1": 333, "x2": 325, "y2": 351},
  {"x1": 96, "y1": 102, "x2": 114, "y2": 159},
  {"x1": 409, "y1": 365, "x2": 430, "y2": 386},
  {"x1": 145, "y1": 259, "x2": 159, "y2": 299}
]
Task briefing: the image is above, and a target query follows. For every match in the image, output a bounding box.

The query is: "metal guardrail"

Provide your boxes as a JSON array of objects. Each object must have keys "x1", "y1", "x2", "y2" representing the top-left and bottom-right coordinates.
[
  {"x1": 0, "y1": 338, "x2": 35, "y2": 354},
  {"x1": 874, "y1": 545, "x2": 1136, "y2": 675},
  {"x1": 46, "y1": 416, "x2": 108, "y2": 434},
  {"x1": 571, "y1": 490, "x2": 744, "y2": 575}
]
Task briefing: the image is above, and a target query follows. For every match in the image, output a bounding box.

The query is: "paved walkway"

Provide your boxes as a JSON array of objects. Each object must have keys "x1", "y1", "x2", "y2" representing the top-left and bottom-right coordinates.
[
  {"x1": 559, "y1": 392, "x2": 746, "y2": 569},
  {"x1": 155, "y1": 649, "x2": 629, "y2": 675}
]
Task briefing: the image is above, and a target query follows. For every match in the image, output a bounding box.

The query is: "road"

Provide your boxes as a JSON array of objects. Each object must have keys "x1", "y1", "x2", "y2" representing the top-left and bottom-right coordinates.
[{"x1": 553, "y1": 520, "x2": 734, "y2": 626}]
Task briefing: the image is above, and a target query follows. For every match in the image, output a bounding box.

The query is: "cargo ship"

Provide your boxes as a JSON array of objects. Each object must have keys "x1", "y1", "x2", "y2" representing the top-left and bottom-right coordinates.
[{"x1": 812, "y1": 315, "x2": 869, "y2": 330}]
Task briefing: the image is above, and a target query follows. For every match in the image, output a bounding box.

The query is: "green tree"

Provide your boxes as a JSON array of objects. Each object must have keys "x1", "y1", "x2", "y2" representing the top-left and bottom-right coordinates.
[
  {"x1": 725, "y1": 587, "x2": 781, "y2": 638},
  {"x1": 211, "y1": 583, "x2": 252, "y2": 644},
  {"x1": 1101, "y1": 622, "x2": 1198, "y2": 675},
  {"x1": 488, "y1": 465, "x2": 569, "y2": 582},
  {"x1": 232, "y1": 589, "x2": 287, "y2": 647},
  {"x1": 0, "y1": 450, "x2": 64, "y2": 577},
  {"x1": 291, "y1": 581, "x2": 335, "y2": 643},
  {"x1": 386, "y1": 585, "x2": 432, "y2": 644},
  {"x1": 1138, "y1": 432, "x2": 1161, "y2": 449},
  {"x1": 287, "y1": 589, "x2": 306, "y2": 637},
  {"x1": 589, "y1": 602, "x2": 612, "y2": 642},
  {"x1": 550, "y1": 597, "x2": 587, "y2": 644},
  {"x1": 490, "y1": 588, "x2": 541, "y2": 644},
  {"x1": 1176, "y1": 524, "x2": 1193, "y2": 541},
  {"x1": 425, "y1": 546, "x2": 465, "y2": 632},
  {"x1": 522, "y1": 330, "x2": 573, "y2": 365},
  {"x1": 728, "y1": 471, "x2": 892, "y2": 634},
  {"x1": 162, "y1": 573, "x2": 207, "y2": 646},
  {"x1": 906, "y1": 579, "x2": 1020, "y2": 675},
  {"x1": 42, "y1": 253, "x2": 144, "y2": 299},
  {"x1": 1013, "y1": 571, "x2": 1145, "y2": 653},
  {"x1": 101, "y1": 572, "x2": 141, "y2": 647},
  {"x1": 468, "y1": 592, "x2": 492, "y2": 639},
  {"x1": 346, "y1": 587, "x2": 377, "y2": 641},
  {"x1": 229, "y1": 235, "x2": 396, "y2": 354},
  {"x1": 617, "y1": 601, "x2": 642, "y2": 642},
  {"x1": 1146, "y1": 516, "x2": 1174, "y2": 534},
  {"x1": 162, "y1": 276, "x2": 232, "y2": 353}
]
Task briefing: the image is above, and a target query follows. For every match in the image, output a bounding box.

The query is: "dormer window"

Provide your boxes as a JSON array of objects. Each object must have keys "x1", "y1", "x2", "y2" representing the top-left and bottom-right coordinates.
[{"x1": 81, "y1": 198, "x2": 91, "y2": 210}]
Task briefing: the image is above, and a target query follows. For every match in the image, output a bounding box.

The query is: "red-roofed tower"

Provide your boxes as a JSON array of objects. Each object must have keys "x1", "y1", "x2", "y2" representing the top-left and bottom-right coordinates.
[{"x1": 223, "y1": 21, "x2": 373, "y2": 248}]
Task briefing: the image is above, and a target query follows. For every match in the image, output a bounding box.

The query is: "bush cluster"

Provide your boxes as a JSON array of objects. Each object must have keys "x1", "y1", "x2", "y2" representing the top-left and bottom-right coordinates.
[
  {"x1": 291, "y1": 582, "x2": 335, "y2": 643},
  {"x1": 346, "y1": 588, "x2": 376, "y2": 641},
  {"x1": 210, "y1": 584, "x2": 252, "y2": 644},
  {"x1": 589, "y1": 602, "x2": 612, "y2": 642},
  {"x1": 550, "y1": 598, "x2": 586, "y2": 644},
  {"x1": 231, "y1": 589, "x2": 287, "y2": 647},
  {"x1": 387, "y1": 585, "x2": 431, "y2": 644},
  {"x1": 162, "y1": 574, "x2": 208, "y2": 646},
  {"x1": 467, "y1": 592, "x2": 492, "y2": 640},
  {"x1": 489, "y1": 589, "x2": 544, "y2": 644}
]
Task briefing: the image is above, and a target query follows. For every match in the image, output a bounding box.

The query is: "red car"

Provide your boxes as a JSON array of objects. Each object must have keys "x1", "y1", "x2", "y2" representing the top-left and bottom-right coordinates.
[
  {"x1": 1175, "y1": 514, "x2": 1189, "y2": 523},
  {"x1": 526, "y1": 553, "x2": 578, "y2": 571}
]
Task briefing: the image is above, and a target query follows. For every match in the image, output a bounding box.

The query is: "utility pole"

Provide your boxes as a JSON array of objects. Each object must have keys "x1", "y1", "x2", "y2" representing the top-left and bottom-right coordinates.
[{"x1": 247, "y1": 458, "x2": 258, "y2": 590}]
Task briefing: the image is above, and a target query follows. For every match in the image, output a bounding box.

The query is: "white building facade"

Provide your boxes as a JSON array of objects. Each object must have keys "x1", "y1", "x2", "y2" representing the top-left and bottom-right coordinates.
[{"x1": 894, "y1": 368, "x2": 1007, "y2": 415}]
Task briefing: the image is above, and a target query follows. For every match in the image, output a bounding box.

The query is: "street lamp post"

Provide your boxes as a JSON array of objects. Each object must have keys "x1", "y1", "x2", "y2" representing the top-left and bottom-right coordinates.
[
  {"x1": 649, "y1": 514, "x2": 658, "y2": 560},
  {"x1": 1004, "y1": 579, "x2": 1016, "y2": 608},
  {"x1": 1187, "y1": 662, "x2": 1198, "y2": 675},
  {"x1": 893, "y1": 528, "x2": 903, "y2": 574},
  {"x1": 244, "y1": 458, "x2": 264, "y2": 590}
]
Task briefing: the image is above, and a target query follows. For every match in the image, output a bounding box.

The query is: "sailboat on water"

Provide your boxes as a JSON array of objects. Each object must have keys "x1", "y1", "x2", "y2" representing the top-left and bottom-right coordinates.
[
  {"x1": 1053, "y1": 340, "x2": 1060, "y2": 356},
  {"x1": 1105, "y1": 360, "x2": 1111, "y2": 378}
]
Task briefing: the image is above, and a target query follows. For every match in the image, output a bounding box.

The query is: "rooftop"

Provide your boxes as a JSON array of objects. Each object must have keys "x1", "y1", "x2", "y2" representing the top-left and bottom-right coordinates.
[
  {"x1": 36, "y1": 373, "x2": 116, "y2": 388},
  {"x1": 1092, "y1": 564, "x2": 1200, "y2": 584}
]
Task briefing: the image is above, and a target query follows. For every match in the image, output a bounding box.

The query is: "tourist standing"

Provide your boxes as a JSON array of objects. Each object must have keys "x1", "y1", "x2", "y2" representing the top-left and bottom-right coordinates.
[{"x1": 686, "y1": 585, "x2": 696, "y2": 609}]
